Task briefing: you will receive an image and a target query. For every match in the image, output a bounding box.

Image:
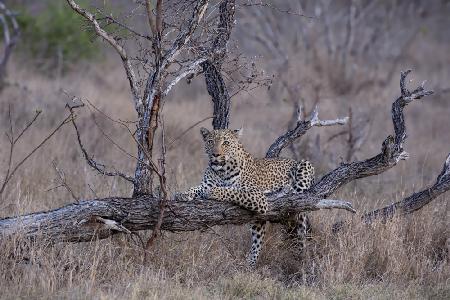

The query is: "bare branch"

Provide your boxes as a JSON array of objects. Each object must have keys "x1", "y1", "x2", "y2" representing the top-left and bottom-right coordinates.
[
  {"x1": 155, "y1": 0, "x2": 164, "y2": 35},
  {"x1": 203, "y1": 61, "x2": 232, "y2": 129},
  {"x1": 309, "y1": 106, "x2": 349, "y2": 127},
  {"x1": 362, "y1": 153, "x2": 450, "y2": 223},
  {"x1": 203, "y1": 0, "x2": 235, "y2": 130},
  {"x1": 167, "y1": 116, "x2": 213, "y2": 150},
  {"x1": 51, "y1": 160, "x2": 79, "y2": 202},
  {"x1": 311, "y1": 70, "x2": 434, "y2": 198},
  {"x1": 1, "y1": 110, "x2": 72, "y2": 196},
  {"x1": 65, "y1": 0, "x2": 140, "y2": 108},
  {"x1": 144, "y1": 116, "x2": 168, "y2": 257},
  {"x1": 266, "y1": 106, "x2": 348, "y2": 158},
  {"x1": 162, "y1": 0, "x2": 208, "y2": 66},
  {"x1": 162, "y1": 57, "x2": 207, "y2": 97},
  {"x1": 240, "y1": 1, "x2": 313, "y2": 17},
  {"x1": 316, "y1": 199, "x2": 356, "y2": 213},
  {"x1": 145, "y1": 0, "x2": 157, "y2": 35},
  {"x1": 67, "y1": 104, "x2": 135, "y2": 184},
  {"x1": 212, "y1": 0, "x2": 236, "y2": 58}
]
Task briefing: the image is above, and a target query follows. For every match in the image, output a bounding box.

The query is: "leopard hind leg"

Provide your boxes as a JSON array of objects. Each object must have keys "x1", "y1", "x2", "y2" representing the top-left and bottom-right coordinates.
[{"x1": 247, "y1": 221, "x2": 267, "y2": 267}]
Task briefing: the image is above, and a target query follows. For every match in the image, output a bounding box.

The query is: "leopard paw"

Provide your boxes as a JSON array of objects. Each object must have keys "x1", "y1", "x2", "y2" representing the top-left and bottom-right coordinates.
[{"x1": 174, "y1": 192, "x2": 193, "y2": 201}]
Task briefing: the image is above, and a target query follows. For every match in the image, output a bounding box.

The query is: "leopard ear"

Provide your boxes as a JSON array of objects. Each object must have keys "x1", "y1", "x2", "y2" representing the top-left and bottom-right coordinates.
[
  {"x1": 232, "y1": 127, "x2": 243, "y2": 138},
  {"x1": 200, "y1": 127, "x2": 210, "y2": 140}
]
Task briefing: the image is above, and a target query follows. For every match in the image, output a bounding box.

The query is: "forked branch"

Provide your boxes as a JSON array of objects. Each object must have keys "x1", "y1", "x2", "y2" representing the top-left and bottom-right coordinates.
[
  {"x1": 66, "y1": 0, "x2": 140, "y2": 107},
  {"x1": 310, "y1": 70, "x2": 434, "y2": 198},
  {"x1": 0, "y1": 108, "x2": 75, "y2": 197},
  {"x1": 67, "y1": 104, "x2": 135, "y2": 184},
  {"x1": 266, "y1": 105, "x2": 348, "y2": 158}
]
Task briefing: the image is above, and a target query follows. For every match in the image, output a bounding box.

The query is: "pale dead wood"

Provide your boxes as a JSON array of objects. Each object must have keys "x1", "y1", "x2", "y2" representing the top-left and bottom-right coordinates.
[
  {"x1": 0, "y1": 193, "x2": 354, "y2": 242},
  {"x1": 162, "y1": 58, "x2": 207, "y2": 97}
]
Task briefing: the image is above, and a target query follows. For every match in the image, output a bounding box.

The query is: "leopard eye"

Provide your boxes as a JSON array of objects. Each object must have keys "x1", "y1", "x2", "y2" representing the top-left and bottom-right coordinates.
[
  {"x1": 223, "y1": 140, "x2": 230, "y2": 146},
  {"x1": 206, "y1": 140, "x2": 214, "y2": 146}
]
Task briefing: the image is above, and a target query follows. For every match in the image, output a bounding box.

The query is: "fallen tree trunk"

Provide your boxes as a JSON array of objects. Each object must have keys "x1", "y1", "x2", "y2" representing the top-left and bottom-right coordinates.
[{"x1": 0, "y1": 194, "x2": 354, "y2": 242}]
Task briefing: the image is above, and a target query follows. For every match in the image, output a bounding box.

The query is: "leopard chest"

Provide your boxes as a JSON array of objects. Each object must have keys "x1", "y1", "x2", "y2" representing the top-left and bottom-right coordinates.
[{"x1": 211, "y1": 160, "x2": 242, "y2": 187}]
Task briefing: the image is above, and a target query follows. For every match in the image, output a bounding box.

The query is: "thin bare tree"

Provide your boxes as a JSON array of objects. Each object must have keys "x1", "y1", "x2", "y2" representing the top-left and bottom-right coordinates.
[{"x1": 0, "y1": 1, "x2": 19, "y2": 90}]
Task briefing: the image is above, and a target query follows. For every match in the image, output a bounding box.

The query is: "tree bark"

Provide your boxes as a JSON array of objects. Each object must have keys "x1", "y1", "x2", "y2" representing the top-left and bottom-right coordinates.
[
  {"x1": 0, "y1": 194, "x2": 354, "y2": 242},
  {"x1": 203, "y1": 0, "x2": 235, "y2": 130},
  {"x1": 362, "y1": 153, "x2": 450, "y2": 223},
  {"x1": 203, "y1": 61, "x2": 231, "y2": 130}
]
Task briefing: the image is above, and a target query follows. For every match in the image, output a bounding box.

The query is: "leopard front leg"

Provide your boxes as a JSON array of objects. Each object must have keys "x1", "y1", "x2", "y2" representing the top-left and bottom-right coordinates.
[{"x1": 206, "y1": 187, "x2": 268, "y2": 214}]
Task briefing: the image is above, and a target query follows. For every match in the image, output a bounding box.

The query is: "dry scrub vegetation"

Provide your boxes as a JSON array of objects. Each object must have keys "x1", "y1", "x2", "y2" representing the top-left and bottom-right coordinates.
[{"x1": 0, "y1": 1, "x2": 449, "y2": 299}]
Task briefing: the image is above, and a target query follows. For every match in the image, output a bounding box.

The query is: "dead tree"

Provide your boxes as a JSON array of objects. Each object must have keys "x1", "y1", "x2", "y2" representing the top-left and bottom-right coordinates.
[
  {"x1": 0, "y1": 1, "x2": 19, "y2": 90},
  {"x1": 0, "y1": 70, "x2": 447, "y2": 243},
  {"x1": 65, "y1": 0, "x2": 238, "y2": 196}
]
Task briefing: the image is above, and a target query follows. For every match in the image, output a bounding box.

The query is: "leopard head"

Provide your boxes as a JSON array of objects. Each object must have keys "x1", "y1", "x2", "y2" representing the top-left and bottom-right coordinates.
[{"x1": 200, "y1": 127, "x2": 245, "y2": 171}]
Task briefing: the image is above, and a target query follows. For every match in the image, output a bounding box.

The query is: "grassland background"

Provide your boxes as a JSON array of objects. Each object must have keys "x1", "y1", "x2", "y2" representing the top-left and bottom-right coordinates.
[{"x1": 0, "y1": 1, "x2": 449, "y2": 299}]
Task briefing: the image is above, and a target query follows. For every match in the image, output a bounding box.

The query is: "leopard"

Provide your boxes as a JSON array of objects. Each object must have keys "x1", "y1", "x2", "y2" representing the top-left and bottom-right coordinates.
[{"x1": 176, "y1": 127, "x2": 315, "y2": 267}]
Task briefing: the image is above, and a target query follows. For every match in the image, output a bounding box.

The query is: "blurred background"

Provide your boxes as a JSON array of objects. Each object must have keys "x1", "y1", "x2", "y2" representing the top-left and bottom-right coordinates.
[{"x1": 0, "y1": 1, "x2": 448, "y2": 298}]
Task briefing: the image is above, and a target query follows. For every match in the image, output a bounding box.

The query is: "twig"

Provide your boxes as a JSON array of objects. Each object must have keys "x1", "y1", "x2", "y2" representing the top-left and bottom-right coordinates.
[
  {"x1": 67, "y1": 103, "x2": 136, "y2": 184},
  {"x1": 166, "y1": 116, "x2": 213, "y2": 150},
  {"x1": 66, "y1": 0, "x2": 140, "y2": 108},
  {"x1": 0, "y1": 110, "x2": 72, "y2": 196},
  {"x1": 144, "y1": 116, "x2": 169, "y2": 262},
  {"x1": 51, "y1": 160, "x2": 79, "y2": 202},
  {"x1": 240, "y1": 1, "x2": 314, "y2": 18}
]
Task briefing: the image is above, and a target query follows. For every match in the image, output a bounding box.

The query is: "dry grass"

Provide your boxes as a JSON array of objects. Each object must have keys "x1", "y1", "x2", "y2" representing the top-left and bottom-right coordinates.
[{"x1": 0, "y1": 1, "x2": 449, "y2": 299}]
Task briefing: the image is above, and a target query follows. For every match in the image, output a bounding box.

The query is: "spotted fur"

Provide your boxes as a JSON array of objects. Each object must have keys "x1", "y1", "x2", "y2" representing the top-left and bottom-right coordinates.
[{"x1": 176, "y1": 128, "x2": 315, "y2": 267}]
